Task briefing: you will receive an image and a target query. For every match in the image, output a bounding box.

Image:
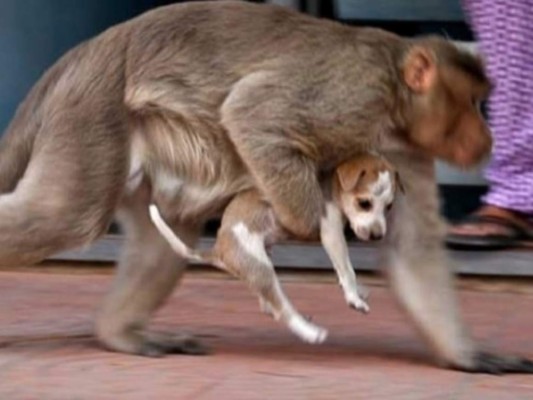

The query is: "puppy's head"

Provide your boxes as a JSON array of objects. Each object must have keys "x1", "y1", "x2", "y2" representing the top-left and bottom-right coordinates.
[{"x1": 334, "y1": 154, "x2": 401, "y2": 241}]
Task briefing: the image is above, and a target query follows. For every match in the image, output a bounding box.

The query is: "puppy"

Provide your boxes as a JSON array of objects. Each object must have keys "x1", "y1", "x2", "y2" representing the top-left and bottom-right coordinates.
[{"x1": 149, "y1": 153, "x2": 401, "y2": 343}]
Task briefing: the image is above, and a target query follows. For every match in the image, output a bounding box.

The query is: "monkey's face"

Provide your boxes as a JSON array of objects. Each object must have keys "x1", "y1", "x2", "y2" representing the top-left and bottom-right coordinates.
[
  {"x1": 402, "y1": 44, "x2": 493, "y2": 168},
  {"x1": 336, "y1": 157, "x2": 398, "y2": 241}
]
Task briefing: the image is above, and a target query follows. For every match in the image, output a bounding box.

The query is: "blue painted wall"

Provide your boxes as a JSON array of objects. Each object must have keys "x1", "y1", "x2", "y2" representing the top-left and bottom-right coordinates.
[{"x1": 0, "y1": 0, "x2": 170, "y2": 133}]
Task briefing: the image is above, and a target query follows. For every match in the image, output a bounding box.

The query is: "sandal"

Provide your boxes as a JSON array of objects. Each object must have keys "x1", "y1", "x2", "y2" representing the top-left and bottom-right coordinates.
[{"x1": 446, "y1": 213, "x2": 533, "y2": 250}]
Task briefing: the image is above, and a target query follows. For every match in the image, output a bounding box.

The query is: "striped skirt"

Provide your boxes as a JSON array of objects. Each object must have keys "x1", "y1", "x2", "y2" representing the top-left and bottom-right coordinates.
[{"x1": 462, "y1": 0, "x2": 533, "y2": 216}]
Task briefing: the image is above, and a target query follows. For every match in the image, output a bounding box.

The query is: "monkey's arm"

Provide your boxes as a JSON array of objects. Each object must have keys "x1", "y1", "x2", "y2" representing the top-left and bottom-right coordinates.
[
  {"x1": 221, "y1": 72, "x2": 324, "y2": 238},
  {"x1": 320, "y1": 202, "x2": 369, "y2": 313},
  {"x1": 383, "y1": 150, "x2": 533, "y2": 374}
]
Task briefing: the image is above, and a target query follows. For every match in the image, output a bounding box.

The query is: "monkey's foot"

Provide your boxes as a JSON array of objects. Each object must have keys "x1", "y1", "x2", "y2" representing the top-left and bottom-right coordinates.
[
  {"x1": 99, "y1": 329, "x2": 210, "y2": 358},
  {"x1": 141, "y1": 332, "x2": 210, "y2": 357},
  {"x1": 454, "y1": 352, "x2": 533, "y2": 375}
]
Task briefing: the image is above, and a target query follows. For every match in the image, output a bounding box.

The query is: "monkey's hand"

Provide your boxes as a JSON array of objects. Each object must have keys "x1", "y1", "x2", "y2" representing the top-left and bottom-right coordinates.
[
  {"x1": 236, "y1": 143, "x2": 323, "y2": 239},
  {"x1": 453, "y1": 352, "x2": 533, "y2": 375}
]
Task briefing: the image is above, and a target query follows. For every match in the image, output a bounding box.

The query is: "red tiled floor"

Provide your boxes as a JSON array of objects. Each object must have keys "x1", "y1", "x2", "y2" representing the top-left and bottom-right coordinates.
[{"x1": 0, "y1": 271, "x2": 532, "y2": 399}]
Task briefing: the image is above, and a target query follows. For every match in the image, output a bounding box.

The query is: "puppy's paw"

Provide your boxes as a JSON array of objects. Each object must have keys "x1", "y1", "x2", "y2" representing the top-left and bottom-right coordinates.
[
  {"x1": 345, "y1": 292, "x2": 370, "y2": 314},
  {"x1": 288, "y1": 315, "x2": 328, "y2": 344}
]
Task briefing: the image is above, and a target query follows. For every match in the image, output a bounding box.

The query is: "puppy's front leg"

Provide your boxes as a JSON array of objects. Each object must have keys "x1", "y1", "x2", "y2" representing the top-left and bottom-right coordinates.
[{"x1": 320, "y1": 203, "x2": 370, "y2": 313}]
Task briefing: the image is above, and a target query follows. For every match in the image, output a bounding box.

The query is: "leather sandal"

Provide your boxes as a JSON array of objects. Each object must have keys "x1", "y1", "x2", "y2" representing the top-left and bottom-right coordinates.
[{"x1": 446, "y1": 214, "x2": 533, "y2": 250}]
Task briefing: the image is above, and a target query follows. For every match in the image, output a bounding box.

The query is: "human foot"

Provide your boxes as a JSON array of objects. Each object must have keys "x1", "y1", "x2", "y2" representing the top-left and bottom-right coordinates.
[{"x1": 446, "y1": 205, "x2": 533, "y2": 250}]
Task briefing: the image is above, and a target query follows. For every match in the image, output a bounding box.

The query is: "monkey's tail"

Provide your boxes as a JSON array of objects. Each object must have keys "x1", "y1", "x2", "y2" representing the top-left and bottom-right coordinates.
[
  {"x1": 0, "y1": 42, "x2": 71, "y2": 194},
  {"x1": 149, "y1": 204, "x2": 217, "y2": 266},
  {"x1": 0, "y1": 124, "x2": 34, "y2": 194}
]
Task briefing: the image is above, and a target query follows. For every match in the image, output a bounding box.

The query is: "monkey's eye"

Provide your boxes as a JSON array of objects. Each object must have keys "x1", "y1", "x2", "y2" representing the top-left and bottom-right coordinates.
[{"x1": 357, "y1": 199, "x2": 372, "y2": 211}]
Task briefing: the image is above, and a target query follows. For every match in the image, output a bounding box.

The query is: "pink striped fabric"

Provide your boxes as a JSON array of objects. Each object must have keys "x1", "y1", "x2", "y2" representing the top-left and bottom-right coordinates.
[{"x1": 462, "y1": 0, "x2": 533, "y2": 216}]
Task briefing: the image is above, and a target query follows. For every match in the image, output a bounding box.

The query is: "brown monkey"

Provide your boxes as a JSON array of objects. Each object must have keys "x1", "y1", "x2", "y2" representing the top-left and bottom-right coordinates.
[{"x1": 0, "y1": 1, "x2": 530, "y2": 373}]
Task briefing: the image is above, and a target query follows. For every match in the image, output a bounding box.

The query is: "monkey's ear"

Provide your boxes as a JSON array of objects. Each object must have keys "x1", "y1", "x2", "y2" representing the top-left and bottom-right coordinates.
[
  {"x1": 403, "y1": 46, "x2": 437, "y2": 93},
  {"x1": 337, "y1": 164, "x2": 366, "y2": 192},
  {"x1": 395, "y1": 171, "x2": 406, "y2": 194}
]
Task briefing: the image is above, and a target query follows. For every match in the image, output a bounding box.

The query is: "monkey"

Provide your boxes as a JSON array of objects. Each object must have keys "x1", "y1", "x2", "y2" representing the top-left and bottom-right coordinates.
[{"x1": 0, "y1": 1, "x2": 530, "y2": 373}]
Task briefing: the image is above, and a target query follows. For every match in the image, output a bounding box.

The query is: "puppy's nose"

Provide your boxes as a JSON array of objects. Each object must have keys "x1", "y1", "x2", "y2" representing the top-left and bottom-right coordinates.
[{"x1": 370, "y1": 232, "x2": 383, "y2": 241}]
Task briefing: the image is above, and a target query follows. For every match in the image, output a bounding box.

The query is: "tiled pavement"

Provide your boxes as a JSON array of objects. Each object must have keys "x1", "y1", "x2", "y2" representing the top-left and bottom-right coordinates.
[{"x1": 0, "y1": 270, "x2": 532, "y2": 399}]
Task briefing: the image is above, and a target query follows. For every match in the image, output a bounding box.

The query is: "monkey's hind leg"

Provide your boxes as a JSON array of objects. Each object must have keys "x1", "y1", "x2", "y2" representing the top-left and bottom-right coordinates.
[{"x1": 96, "y1": 185, "x2": 207, "y2": 357}]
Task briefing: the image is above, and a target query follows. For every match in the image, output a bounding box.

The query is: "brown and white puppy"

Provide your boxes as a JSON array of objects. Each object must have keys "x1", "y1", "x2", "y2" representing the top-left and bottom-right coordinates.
[{"x1": 149, "y1": 154, "x2": 400, "y2": 344}]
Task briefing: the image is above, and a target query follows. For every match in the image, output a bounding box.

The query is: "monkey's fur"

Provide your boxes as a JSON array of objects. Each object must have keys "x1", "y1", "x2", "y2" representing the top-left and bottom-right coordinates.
[{"x1": 0, "y1": 1, "x2": 530, "y2": 373}]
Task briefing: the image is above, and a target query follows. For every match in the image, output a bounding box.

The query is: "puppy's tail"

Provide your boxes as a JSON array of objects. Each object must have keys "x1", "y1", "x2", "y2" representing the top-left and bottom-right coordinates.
[{"x1": 149, "y1": 204, "x2": 216, "y2": 265}]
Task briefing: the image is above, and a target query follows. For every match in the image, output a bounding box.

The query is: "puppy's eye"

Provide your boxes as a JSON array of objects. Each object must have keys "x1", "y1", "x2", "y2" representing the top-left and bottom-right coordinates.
[
  {"x1": 386, "y1": 203, "x2": 393, "y2": 212},
  {"x1": 357, "y1": 199, "x2": 372, "y2": 211}
]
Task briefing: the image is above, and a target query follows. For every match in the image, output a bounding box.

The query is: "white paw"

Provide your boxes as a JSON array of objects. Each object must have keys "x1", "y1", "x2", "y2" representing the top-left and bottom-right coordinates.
[
  {"x1": 345, "y1": 292, "x2": 370, "y2": 314},
  {"x1": 288, "y1": 315, "x2": 328, "y2": 344}
]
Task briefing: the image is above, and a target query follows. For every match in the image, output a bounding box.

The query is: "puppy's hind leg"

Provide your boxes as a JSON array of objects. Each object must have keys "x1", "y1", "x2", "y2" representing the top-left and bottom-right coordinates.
[
  {"x1": 150, "y1": 193, "x2": 327, "y2": 344},
  {"x1": 225, "y1": 222, "x2": 328, "y2": 344}
]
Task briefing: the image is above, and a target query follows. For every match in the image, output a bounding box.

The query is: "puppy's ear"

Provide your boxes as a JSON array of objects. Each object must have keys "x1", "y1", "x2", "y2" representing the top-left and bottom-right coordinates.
[
  {"x1": 337, "y1": 164, "x2": 366, "y2": 192},
  {"x1": 395, "y1": 171, "x2": 406, "y2": 194}
]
